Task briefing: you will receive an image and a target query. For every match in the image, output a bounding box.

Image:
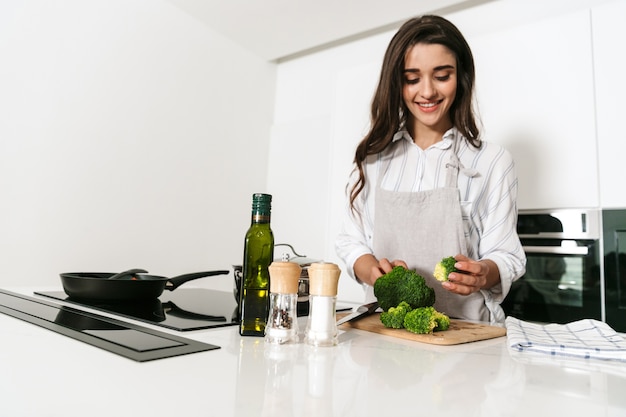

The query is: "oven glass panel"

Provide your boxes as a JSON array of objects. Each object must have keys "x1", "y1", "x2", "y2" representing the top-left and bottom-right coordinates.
[
  {"x1": 503, "y1": 241, "x2": 601, "y2": 323},
  {"x1": 524, "y1": 255, "x2": 582, "y2": 307}
]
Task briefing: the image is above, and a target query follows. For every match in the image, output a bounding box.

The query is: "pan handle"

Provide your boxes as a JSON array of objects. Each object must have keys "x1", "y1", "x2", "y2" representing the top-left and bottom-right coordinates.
[
  {"x1": 162, "y1": 301, "x2": 227, "y2": 322},
  {"x1": 164, "y1": 270, "x2": 230, "y2": 291}
]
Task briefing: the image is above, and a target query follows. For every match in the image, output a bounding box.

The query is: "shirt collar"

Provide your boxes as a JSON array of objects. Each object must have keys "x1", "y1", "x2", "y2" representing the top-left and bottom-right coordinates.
[{"x1": 393, "y1": 127, "x2": 459, "y2": 149}]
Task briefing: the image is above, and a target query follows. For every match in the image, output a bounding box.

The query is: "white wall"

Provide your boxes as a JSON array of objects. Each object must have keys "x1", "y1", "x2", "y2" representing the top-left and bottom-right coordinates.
[
  {"x1": 267, "y1": 32, "x2": 392, "y2": 302},
  {"x1": 269, "y1": 0, "x2": 618, "y2": 303},
  {"x1": 0, "y1": 0, "x2": 276, "y2": 291}
]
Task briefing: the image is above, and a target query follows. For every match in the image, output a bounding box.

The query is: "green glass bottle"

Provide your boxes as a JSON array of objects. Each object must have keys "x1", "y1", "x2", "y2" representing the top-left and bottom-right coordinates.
[{"x1": 239, "y1": 193, "x2": 274, "y2": 336}]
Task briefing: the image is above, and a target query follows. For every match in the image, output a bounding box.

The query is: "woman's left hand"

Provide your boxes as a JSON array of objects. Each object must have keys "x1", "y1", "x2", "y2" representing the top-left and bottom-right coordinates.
[{"x1": 442, "y1": 254, "x2": 500, "y2": 295}]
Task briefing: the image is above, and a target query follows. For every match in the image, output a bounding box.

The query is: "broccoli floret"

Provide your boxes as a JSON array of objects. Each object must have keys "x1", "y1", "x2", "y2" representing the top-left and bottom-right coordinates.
[
  {"x1": 403, "y1": 307, "x2": 451, "y2": 334},
  {"x1": 433, "y1": 310, "x2": 450, "y2": 331},
  {"x1": 380, "y1": 301, "x2": 412, "y2": 329},
  {"x1": 403, "y1": 307, "x2": 438, "y2": 334},
  {"x1": 433, "y1": 256, "x2": 458, "y2": 282},
  {"x1": 374, "y1": 266, "x2": 435, "y2": 311}
]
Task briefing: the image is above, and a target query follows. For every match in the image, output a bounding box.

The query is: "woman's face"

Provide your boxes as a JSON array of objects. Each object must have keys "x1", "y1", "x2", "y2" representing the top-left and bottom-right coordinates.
[{"x1": 402, "y1": 42, "x2": 457, "y2": 135}]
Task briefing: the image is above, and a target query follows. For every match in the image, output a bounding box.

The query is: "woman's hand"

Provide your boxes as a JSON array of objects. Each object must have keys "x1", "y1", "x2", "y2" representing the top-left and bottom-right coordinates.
[
  {"x1": 442, "y1": 254, "x2": 500, "y2": 295},
  {"x1": 354, "y1": 254, "x2": 408, "y2": 286}
]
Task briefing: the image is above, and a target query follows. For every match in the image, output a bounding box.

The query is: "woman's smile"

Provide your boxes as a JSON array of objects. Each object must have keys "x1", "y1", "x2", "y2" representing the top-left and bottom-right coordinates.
[{"x1": 417, "y1": 99, "x2": 443, "y2": 112}]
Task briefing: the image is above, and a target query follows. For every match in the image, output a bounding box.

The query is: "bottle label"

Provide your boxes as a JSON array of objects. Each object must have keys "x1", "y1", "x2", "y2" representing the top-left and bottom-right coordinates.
[{"x1": 252, "y1": 214, "x2": 270, "y2": 223}]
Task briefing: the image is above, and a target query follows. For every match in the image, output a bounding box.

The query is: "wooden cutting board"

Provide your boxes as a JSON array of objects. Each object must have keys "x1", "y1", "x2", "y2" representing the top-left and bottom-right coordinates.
[{"x1": 339, "y1": 312, "x2": 506, "y2": 345}]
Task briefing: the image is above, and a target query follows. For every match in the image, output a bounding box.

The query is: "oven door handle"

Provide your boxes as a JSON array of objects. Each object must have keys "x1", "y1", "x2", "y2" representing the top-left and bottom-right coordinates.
[{"x1": 523, "y1": 246, "x2": 589, "y2": 255}]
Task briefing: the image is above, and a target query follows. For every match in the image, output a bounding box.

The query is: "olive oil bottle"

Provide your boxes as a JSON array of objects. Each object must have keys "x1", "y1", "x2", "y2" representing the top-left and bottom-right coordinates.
[{"x1": 239, "y1": 193, "x2": 274, "y2": 336}]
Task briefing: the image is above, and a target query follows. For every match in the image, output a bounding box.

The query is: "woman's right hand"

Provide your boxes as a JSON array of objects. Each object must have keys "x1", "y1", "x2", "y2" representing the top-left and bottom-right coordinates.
[{"x1": 354, "y1": 254, "x2": 408, "y2": 286}]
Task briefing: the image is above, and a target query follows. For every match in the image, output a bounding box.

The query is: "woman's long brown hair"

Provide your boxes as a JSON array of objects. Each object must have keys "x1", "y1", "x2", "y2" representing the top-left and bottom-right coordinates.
[{"x1": 349, "y1": 15, "x2": 481, "y2": 211}]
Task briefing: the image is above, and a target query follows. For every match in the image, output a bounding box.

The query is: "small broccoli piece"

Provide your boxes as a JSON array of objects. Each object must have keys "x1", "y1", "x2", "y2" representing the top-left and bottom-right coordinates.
[
  {"x1": 380, "y1": 301, "x2": 412, "y2": 329},
  {"x1": 433, "y1": 256, "x2": 458, "y2": 282},
  {"x1": 403, "y1": 307, "x2": 451, "y2": 334},
  {"x1": 374, "y1": 266, "x2": 436, "y2": 311},
  {"x1": 433, "y1": 310, "x2": 450, "y2": 331}
]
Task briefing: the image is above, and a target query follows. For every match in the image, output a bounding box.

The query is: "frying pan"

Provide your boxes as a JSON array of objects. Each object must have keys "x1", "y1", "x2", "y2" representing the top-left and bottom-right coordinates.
[{"x1": 60, "y1": 269, "x2": 230, "y2": 302}]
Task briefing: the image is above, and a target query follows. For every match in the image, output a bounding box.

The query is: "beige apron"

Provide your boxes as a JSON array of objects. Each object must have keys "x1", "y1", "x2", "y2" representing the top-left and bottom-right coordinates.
[{"x1": 368, "y1": 138, "x2": 489, "y2": 321}]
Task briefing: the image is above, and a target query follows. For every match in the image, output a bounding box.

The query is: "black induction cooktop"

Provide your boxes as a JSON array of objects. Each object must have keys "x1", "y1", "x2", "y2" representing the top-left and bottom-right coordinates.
[
  {"x1": 35, "y1": 288, "x2": 239, "y2": 332},
  {"x1": 0, "y1": 289, "x2": 219, "y2": 362}
]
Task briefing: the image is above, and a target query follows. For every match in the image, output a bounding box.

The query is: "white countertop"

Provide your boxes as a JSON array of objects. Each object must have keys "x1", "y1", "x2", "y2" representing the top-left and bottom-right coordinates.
[{"x1": 2, "y1": 287, "x2": 626, "y2": 417}]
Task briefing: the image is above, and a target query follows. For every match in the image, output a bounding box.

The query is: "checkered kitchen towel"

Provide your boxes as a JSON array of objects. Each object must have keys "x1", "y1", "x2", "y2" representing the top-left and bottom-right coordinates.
[{"x1": 505, "y1": 317, "x2": 626, "y2": 362}]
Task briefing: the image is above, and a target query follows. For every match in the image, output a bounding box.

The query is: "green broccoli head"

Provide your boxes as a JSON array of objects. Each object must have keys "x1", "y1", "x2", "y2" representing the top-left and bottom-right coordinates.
[
  {"x1": 380, "y1": 301, "x2": 412, "y2": 329},
  {"x1": 433, "y1": 256, "x2": 458, "y2": 282},
  {"x1": 373, "y1": 266, "x2": 435, "y2": 311},
  {"x1": 403, "y1": 307, "x2": 450, "y2": 334}
]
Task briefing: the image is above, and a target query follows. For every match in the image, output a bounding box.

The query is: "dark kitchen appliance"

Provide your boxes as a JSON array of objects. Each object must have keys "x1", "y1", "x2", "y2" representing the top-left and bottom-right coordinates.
[
  {"x1": 502, "y1": 208, "x2": 602, "y2": 324},
  {"x1": 36, "y1": 288, "x2": 239, "y2": 331},
  {"x1": 602, "y1": 208, "x2": 626, "y2": 332},
  {"x1": 0, "y1": 290, "x2": 219, "y2": 362}
]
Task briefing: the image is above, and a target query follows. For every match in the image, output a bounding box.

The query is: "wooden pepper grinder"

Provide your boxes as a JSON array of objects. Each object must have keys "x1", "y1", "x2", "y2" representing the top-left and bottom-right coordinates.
[
  {"x1": 305, "y1": 262, "x2": 341, "y2": 346},
  {"x1": 265, "y1": 261, "x2": 302, "y2": 344}
]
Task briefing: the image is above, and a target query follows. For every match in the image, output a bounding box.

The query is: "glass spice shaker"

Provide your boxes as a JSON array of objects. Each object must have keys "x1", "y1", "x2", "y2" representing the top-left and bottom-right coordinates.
[
  {"x1": 265, "y1": 261, "x2": 302, "y2": 344},
  {"x1": 305, "y1": 262, "x2": 341, "y2": 347}
]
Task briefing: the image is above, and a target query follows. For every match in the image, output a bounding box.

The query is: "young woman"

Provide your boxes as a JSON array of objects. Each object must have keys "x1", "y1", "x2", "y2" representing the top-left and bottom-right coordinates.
[{"x1": 335, "y1": 15, "x2": 526, "y2": 324}]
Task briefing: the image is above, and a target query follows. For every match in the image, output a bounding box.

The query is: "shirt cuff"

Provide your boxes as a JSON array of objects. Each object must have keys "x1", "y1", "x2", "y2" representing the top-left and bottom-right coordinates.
[{"x1": 482, "y1": 253, "x2": 518, "y2": 303}]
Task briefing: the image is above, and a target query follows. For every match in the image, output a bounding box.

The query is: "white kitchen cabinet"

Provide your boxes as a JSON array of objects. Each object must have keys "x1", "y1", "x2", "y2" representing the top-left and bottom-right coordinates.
[
  {"x1": 592, "y1": 0, "x2": 626, "y2": 209},
  {"x1": 471, "y1": 10, "x2": 599, "y2": 210}
]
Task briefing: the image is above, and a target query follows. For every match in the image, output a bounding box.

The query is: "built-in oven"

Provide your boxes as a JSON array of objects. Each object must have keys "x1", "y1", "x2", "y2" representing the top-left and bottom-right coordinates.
[
  {"x1": 602, "y1": 209, "x2": 626, "y2": 332},
  {"x1": 502, "y1": 208, "x2": 602, "y2": 324}
]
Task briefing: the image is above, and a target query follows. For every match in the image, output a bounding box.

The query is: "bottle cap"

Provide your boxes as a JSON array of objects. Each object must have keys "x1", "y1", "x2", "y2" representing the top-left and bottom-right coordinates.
[
  {"x1": 308, "y1": 262, "x2": 341, "y2": 296},
  {"x1": 252, "y1": 193, "x2": 272, "y2": 210},
  {"x1": 268, "y1": 261, "x2": 301, "y2": 294}
]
